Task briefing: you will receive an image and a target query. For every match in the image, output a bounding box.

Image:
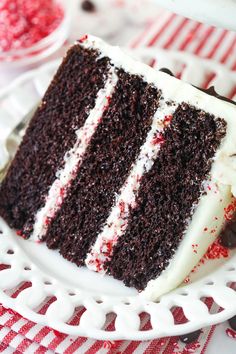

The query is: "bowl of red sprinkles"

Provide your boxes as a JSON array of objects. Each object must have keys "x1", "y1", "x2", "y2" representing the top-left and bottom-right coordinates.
[{"x1": 0, "y1": 0, "x2": 72, "y2": 67}]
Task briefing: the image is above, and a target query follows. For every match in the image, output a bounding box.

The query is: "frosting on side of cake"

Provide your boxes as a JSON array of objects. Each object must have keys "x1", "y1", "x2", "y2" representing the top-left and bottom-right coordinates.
[
  {"x1": 85, "y1": 100, "x2": 177, "y2": 271},
  {"x1": 142, "y1": 183, "x2": 232, "y2": 300},
  {"x1": 6, "y1": 35, "x2": 236, "y2": 300},
  {"x1": 78, "y1": 36, "x2": 236, "y2": 299},
  {"x1": 31, "y1": 67, "x2": 118, "y2": 241}
]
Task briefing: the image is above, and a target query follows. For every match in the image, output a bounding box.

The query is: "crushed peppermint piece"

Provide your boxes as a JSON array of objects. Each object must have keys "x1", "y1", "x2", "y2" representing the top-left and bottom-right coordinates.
[
  {"x1": 79, "y1": 34, "x2": 88, "y2": 43},
  {"x1": 224, "y1": 200, "x2": 236, "y2": 221},
  {"x1": 152, "y1": 132, "x2": 165, "y2": 145},
  {"x1": 0, "y1": 0, "x2": 63, "y2": 53},
  {"x1": 226, "y1": 328, "x2": 236, "y2": 339},
  {"x1": 16, "y1": 230, "x2": 27, "y2": 239},
  {"x1": 203, "y1": 238, "x2": 229, "y2": 260},
  {"x1": 163, "y1": 114, "x2": 173, "y2": 126},
  {"x1": 184, "y1": 276, "x2": 190, "y2": 283}
]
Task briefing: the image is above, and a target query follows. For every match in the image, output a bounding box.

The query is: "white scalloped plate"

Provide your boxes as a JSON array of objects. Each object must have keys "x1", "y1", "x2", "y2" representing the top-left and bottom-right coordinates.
[{"x1": 0, "y1": 48, "x2": 236, "y2": 340}]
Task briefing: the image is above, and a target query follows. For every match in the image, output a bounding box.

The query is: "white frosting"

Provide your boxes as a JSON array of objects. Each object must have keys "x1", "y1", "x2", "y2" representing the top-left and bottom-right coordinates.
[
  {"x1": 79, "y1": 35, "x2": 236, "y2": 197},
  {"x1": 79, "y1": 36, "x2": 236, "y2": 300},
  {"x1": 31, "y1": 68, "x2": 118, "y2": 241},
  {"x1": 28, "y1": 35, "x2": 236, "y2": 300},
  {"x1": 85, "y1": 100, "x2": 177, "y2": 271},
  {"x1": 142, "y1": 184, "x2": 232, "y2": 301}
]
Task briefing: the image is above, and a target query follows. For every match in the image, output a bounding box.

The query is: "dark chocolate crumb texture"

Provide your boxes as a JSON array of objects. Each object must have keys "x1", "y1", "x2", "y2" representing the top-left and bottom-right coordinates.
[
  {"x1": 107, "y1": 104, "x2": 226, "y2": 290},
  {"x1": 0, "y1": 35, "x2": 236, "y2": 301}
]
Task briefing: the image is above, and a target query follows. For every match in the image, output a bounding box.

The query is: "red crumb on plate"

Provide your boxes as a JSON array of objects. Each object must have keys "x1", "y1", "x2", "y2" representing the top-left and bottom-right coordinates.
[{"x1": 226, "y1": 328, "x2": 236, "y2": 339}]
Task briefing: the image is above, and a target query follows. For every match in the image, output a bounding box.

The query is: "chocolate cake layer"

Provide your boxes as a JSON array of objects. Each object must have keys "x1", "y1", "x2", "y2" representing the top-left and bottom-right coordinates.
[
  {"x1": 107, "y1": 103, "x2": 227, "y2": 290},
  {"x1": 45, "y1": 70, "x2": 161, "y2": 266},
  {"x1": 0, "y1": 46, "x2": 110, "y2": 235}
]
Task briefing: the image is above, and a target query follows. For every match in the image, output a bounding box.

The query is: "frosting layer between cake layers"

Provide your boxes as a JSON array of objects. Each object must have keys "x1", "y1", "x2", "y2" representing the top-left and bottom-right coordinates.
[
  {"x1": 0, "y1": 45, "x2": 111, "y2": 235},
  {"x1": 79, "y1": 36, "x2": 236, "y2": 299},
  {"x1": 1, "y1": 35, "x2": 236, "y2": 301},
  {"x1": 45, "y1": 69, "x2": 161, "y2": 263},
  {"x1": 31, "y1": 67, "x2": 118, "y2": 241}
]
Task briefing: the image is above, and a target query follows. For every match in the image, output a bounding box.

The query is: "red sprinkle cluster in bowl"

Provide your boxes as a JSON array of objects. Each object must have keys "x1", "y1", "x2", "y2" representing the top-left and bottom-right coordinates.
[{"x1": 0, "y1": 0, "x2": 64, "y2": 52}]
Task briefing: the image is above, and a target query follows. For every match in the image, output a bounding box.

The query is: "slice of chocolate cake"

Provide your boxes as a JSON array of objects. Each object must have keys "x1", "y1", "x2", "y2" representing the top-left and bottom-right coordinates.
[{"x1": 1, "y1": 35, "x2": 236, "y2": 300}]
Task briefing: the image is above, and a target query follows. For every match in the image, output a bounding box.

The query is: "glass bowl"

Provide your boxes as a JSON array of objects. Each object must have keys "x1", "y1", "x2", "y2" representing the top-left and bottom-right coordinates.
[{"x1": 0, "y1": 0, "x2": 73, "y2": 69}]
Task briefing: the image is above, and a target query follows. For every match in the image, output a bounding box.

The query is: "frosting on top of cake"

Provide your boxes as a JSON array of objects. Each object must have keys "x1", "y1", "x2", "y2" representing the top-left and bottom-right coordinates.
[
  {"x1": 25, "y1": 35, "x2": 236, "y2": 300},
  {"x1": 78, "y1": 35, "x2": 236, "y2": 197}
]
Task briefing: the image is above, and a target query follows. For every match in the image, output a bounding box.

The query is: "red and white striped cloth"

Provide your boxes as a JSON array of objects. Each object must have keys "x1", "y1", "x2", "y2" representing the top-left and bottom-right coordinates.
[
  {"x1": 0, "y1": 9, "x2": 236, "y2": 354},
  {"x1": 0, "y1": 300, "x2": 219, "y2": 353},
  {"x1": 130, "y1": 10, "x2": 236, "y2": 70}
]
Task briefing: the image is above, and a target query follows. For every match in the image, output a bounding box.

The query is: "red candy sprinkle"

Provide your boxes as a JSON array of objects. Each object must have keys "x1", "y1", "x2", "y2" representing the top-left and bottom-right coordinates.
[
  {"x1": 119, "y1": 200, "x2": 125, "y2": 214},
  {"x1": 0, "y1": 0, "x2": 63, "y2": 52},
  {"x1": 44, "y1": 217, "x2": 51, "y2": 226},
  {"x1": 79, "y1": 34, "x2": 88, "y2": 43},
  {"x1": 226, "y1": 328, "x2": 236, "y2": 339},
  {"x1": 59, "y1": 187, "x2": 65, "y2": 197},
  {"x1": 163, "y1": 114, "x2": 173, "y2": 126},
  {"x1": 203, "y1": 238, "x2": 229, "y2": 260},
  {"x1": 152, "y1": 132, "x2": 165, "y2": 145},
  {"x1": 184, "y1": 276, "x2": 190, "y2": 283},
  {"x1": 94, "y1": 258, "x2": 102, "y2": 272},
  {"x1": 16, "y1": 230, "x2": 27, "y2": 239},
  {"x1": 104, "y1": 239, "x2": 113, "y2": 255},
  {"x1": 224, "y1": 200, "x2": 236, "y2": 221},
  {"x1": 106, "y1": 95, "x2": 111, "y2": 105}
]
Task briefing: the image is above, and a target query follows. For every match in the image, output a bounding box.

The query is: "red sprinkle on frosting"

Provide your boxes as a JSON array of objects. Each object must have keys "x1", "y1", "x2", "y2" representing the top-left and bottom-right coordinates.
[
  {"x1": 163, "y1": 115, "x2": 173, "y2": 126},
  {"x1": 119, "y1": 200, "x2": 125, "y2": 214},
  {"x1": 203, "y1": 238, "x2": 229, "y2": 260},
  {"x1": 59, "y1": 187, "x2": 65, "y2": 197},
  {"x1": 16, "y1": 230, "x2": 27, "y2": 239},
  {"x1": 106, "y1": 95, "x2": 111, "y2": 105},
  {"x1": 79, "y1": 34, "x2": 88, "y2": 43},
  {"x1": 224, "y1": 200, "x2": 236, "y2": 221},
  {"x1": 152, "y1": 132, "x2": 165, "y2": 145},
  {"x1": 184, "y1": 276, "x2": 190, "y2": 283},
  {"x1": 44, "y1": 217, "x2": 51, "y2": 226}
]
